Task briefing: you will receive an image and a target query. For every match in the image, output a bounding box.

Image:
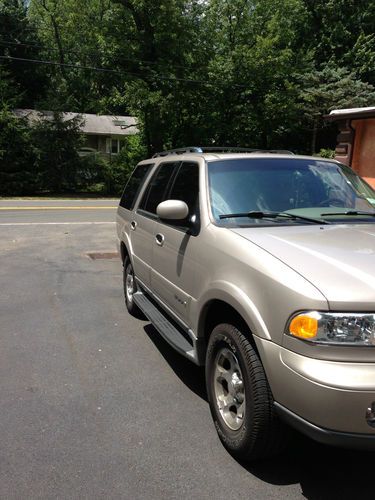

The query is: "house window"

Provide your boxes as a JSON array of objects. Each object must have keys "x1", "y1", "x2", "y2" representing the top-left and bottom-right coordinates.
[{"x1": 106, "y1": 138, "x2": 123, "y2": 154}]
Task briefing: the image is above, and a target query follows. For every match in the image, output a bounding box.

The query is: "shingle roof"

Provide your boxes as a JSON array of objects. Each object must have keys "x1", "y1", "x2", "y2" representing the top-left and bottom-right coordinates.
[{"x1": 14, "y1": 109, "x2": 139, "y2": 136}]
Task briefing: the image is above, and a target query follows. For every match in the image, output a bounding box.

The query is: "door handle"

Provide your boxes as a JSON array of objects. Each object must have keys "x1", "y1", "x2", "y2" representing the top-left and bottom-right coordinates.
[
  {"x1": 130, "y1": 221, "x2": 137, "y2": 231},
  {"x1": 155, "y1": 233, "x2": 165, "y2": 246}
]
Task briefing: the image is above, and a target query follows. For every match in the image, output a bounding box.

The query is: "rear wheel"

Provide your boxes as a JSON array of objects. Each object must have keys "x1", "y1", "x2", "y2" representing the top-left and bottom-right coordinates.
[
  {"x1": 206, "y1": 323, "x2": 287, "y2": 460},
  {"x1": 123, "y1": 257, "x2": 144, "y2": 318}
]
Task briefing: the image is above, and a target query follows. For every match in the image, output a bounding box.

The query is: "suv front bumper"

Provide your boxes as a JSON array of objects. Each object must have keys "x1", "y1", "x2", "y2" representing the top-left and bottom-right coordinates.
[
  {"x1": 255, "y1": 337, "x2": 375, "y2": 446},
  {"x1": 275, "y1": 402, "x2": 375, "y2": 450}
]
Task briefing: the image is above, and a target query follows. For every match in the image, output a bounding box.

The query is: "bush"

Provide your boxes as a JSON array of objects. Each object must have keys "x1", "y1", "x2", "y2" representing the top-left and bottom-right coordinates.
[
  {"x1": 317, "y1": 148, "x2": 336, "y2": 159},
  {"x1": 0, "y1": 108, "x2": 38, "y2": 195},
  {"x1": 0, "y1": 102, "x2": 146, "y2": 195},
  {"x1": 31, "y1": 111, "x2": 84, "y2": 193},
  {"x1": 102, "y1": 135, "x2": 147, "y2": 195},
  {"x1": 76, "y1": 153, "x2": 107, "y2": 192}
]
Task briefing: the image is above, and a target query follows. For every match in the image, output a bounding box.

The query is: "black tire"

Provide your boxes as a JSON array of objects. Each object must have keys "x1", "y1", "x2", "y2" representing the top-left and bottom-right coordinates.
[
  {"x1": 123, "y1": 257, "x2": 144, "y2": 319},
  {"x1": 206, "y1": 323, "x2": 287, "y2": 461}
]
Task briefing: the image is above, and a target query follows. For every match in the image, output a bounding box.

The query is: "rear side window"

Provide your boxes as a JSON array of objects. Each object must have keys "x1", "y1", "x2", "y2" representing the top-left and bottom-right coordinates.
[
  {"x1": 138, "y1": 161, "x2": 180, "y2": 214},
  {"x1": 119, "y1": 163, "x2": 153, "y2": 210}
]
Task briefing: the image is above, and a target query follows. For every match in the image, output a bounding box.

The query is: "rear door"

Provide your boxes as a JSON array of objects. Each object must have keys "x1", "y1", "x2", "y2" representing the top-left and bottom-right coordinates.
[{"x1": 117, "y1": 163, "x2": 154, "y2": 285}]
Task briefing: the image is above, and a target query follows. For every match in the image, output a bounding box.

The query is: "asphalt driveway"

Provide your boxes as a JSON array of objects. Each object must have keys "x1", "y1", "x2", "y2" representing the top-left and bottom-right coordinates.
[{"x1": 0, "y1": 201, "x2": 373, "y2": 499}]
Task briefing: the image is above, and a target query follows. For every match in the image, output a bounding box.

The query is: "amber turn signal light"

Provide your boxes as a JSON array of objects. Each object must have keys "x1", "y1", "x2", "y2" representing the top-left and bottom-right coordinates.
[{"x1": 289, "y1": 314, "x2": 318, "y2": 339}]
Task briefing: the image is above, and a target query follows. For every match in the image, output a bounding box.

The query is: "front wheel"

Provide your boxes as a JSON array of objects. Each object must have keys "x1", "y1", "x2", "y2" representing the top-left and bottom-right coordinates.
[{"x1": 206, "y1": 323, "x2": 287, "y2": 461}]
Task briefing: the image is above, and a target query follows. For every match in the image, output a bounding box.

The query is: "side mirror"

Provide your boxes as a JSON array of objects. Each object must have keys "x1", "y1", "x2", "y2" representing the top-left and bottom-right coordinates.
[{"x1": 156, "y1": 200, "x2": 189, "y2": 220}]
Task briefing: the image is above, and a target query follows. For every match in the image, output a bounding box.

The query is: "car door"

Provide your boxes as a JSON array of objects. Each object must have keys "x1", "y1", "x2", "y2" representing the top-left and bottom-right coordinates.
[
  {"x1": 151, "y1": 161, "x2": 200, "y2": 324},
  {"x1": 133, "y1": 161, "x2": 181, "y2": 286},
  {"x1": 117, "y1": 162, "x2": 154, "y2": 286}
]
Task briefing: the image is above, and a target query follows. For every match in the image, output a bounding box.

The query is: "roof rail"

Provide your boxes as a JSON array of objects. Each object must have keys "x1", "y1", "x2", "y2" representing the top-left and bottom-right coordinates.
[
  {"x1": 152, "y1": 146, "x2": 294, "y2": 158},
  {"x1": 152, "y1": 147, "x2": 203, "y2": 158}
]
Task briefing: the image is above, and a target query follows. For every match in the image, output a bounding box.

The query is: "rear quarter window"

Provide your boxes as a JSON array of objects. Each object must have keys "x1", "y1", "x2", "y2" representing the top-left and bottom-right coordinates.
[{"x1": 119, "y1": 163, "x2": 153, "y2": 210}]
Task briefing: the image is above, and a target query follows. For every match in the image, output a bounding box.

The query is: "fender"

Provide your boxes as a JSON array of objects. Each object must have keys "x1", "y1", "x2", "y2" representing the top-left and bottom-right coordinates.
[
  {"x1": 196, "y1": 280, "x2": 272, "y2": 341},
  {"x1": 119, "y1": 224, "x2": 134, "y2": 265}
]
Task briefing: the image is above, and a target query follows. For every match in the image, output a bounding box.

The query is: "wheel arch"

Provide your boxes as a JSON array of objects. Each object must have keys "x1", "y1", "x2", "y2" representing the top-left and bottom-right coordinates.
[
  {"x1": 197, "y1": 283, "x2": 271, "y2": 342},
  {"x1": 120, "y1": 240, "x2": 129, "y2": 265},
  {"x1": 197, "y1": 300, "x2": 265, "y2": 365}
]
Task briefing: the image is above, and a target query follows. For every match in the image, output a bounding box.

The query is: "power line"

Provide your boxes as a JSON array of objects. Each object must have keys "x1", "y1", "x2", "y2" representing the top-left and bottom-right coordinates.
[
  {"x1": 0, "y1": 55, "x2": 248, "y2": 89},
  {"x1": 0, "y1": 54, "x2": 121, "y2": 73},
  {"x1": 0, "y1": 38, "x2": 196, "y2": 71}
]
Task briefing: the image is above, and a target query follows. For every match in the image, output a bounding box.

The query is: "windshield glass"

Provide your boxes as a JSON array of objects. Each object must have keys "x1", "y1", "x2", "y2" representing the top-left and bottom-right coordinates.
[{"x1": 207, "y1": 158, "x2": 375, "y2": 226}]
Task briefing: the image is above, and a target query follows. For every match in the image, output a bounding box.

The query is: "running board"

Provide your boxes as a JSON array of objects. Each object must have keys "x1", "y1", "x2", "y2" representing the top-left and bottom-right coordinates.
[{"x1": 133, "y1": 291, "x2": 199, "y2": 364}]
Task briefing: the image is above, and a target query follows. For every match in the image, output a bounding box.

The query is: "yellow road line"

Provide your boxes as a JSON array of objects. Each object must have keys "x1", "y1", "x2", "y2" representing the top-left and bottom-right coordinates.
[{"x1": 0, "y1": 206, "x2": 117, "y2": 210}]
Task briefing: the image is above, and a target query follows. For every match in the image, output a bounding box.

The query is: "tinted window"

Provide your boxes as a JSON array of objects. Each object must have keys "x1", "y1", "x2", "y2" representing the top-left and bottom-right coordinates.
[
  {"x1": 119, "y1": 163, "x2": 153, "y2": 210},
  {"x1": 139, "y1": 161, "x2": 180, "y2": 214},
  {"x1": 168, "y1": 162, "x2": 199, "y2": 216}
]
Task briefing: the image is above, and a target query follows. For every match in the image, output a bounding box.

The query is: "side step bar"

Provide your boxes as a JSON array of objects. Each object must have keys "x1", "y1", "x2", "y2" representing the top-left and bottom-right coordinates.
[{"x1": 133, "y1": 291, "x2": 201, "y2": 365}]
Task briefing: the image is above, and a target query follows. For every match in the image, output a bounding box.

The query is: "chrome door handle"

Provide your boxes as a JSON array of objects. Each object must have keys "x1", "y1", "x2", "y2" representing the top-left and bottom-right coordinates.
[
  {"x1": 130, "y1": 221, "x2": 137, "y2": 231},
  {"x1": 155, "y1": 233, "x2": 165, "y2": 246}
]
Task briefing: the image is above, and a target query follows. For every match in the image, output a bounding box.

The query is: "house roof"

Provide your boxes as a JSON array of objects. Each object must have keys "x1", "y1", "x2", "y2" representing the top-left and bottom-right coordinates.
[
  {"x1": 14, "y1": 109, "x2": 139, "y2": 136},
  {"x1": 326, "y1": 106, "x2": 375, "y2": 121}
]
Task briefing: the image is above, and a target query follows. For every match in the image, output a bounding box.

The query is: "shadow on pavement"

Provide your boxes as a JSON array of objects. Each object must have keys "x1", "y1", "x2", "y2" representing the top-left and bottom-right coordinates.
[
  {"x1": 143, "y1": 323, "x2": 207, "y2": 401},
  {"x1": 144, "y1": 323, "x2": 374, "y2": 498},
  {"x1": 245, "y1": 436, "x2": 375, "y2": 499}
]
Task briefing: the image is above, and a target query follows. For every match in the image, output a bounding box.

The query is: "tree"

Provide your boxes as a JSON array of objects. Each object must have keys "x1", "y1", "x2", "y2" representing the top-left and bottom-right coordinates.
[
  {"x1": 297, "y1": 65, "x2": 375, "y2": 154},
  {"x1": 105, "y1": 0, "x2": 210, "y2": 154},
  {"x1": 28, "y1": 0, "x2": 118, "y2": 111},
  {"x1": 300, "y1": 0, "x2": 375, "y2": 76},
  {"x1": 200, "y1": 0, "x2": 311, "y2": 149},
  {"x1": 0, "y1": 0, "x2": 48, "y2": 107},
  {"x1": 31, "y1": 111, "x2": 84, "y2": 192}
]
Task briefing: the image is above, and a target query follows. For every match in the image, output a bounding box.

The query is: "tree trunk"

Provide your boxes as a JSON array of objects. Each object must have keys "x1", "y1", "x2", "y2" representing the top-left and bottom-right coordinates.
[{"x1": 311, "y1": 117, "x2": 318, "y2": 155}]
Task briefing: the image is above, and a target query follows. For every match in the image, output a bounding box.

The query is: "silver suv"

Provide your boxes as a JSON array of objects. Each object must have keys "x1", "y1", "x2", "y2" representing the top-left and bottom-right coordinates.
[{"x1": 116, "y1": 147, "x2": 375, "y2": 460}]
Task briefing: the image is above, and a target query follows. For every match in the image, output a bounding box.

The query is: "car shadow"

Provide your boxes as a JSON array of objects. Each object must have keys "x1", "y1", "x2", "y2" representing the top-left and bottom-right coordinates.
[
  {"x1": 244, "y1": 437, "x2": 375, "y2": 498},
  {"x1": 143, "y1": 323, "x2": 207, "y2": 401},
  {"x1": 143, "y1": 323, "x2": 374, "y2": 498}
]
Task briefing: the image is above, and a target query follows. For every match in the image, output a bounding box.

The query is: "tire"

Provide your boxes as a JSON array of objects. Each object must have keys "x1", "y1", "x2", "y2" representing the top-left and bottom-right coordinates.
[
  {"x1": 206, "y1": 323, "x2": 287, "y2": 461},
  {"x1": 123, "y1": 257, "x2": 144, "y2": 319}
]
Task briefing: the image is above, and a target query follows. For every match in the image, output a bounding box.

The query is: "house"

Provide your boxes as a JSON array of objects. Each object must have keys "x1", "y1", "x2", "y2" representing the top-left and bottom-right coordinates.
[
  {"x1": 14, "y1": 109, "x2": 139, "y2": 157},
  {"x1": 326, "y1": 106, "x2": 375, "y2": 188}
]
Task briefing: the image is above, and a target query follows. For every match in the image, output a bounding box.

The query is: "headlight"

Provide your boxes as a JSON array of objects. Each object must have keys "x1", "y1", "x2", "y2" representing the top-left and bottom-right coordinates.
[{"x1": 287, "y1": 311, "x2": 375, "y2": 345}]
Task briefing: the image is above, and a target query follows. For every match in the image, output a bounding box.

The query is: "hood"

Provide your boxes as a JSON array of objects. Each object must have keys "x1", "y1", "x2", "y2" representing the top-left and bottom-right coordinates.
[{"x1": 231, "y1": 224, "x2": 375, "y2": 310}]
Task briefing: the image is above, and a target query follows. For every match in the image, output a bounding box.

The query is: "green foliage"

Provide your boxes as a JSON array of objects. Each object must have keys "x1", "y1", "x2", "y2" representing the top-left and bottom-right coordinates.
[
  {"x1": 0, "y1": 107, "x2": 38, "y2": 195},
  {"x1": 317, "y1": 148, "x2": 335, "y2": 159},
  {"x1": 0, "y1": 0, "x2": 48, "y2": 107},
  {"x1": 301, "y1": 0, "x2": 375, "y2": 69},
  {"x1": 1, "y1": 0, "x2": 375, "y2": 195},
  {"x1": 102, "y1": 135, "x2": 147, "y2": 195},
  {"x1": 296, "y1": 65, "x2": 375, "y2": 153},
  {"x1": 75, "y1": 153, "x2": 108, "y2": 193},
  {"x1": 30, "y1": 112, "x2": 84, "y2": 192}
]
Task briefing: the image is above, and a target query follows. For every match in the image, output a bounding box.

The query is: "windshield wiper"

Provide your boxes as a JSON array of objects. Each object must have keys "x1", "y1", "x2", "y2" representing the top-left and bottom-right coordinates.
[
  {"x1": 320, "y1": 210, "x2": 375, "y2": 217},
  {"x1": 219, "y1": 211, "x2": 329, "y2": 224}
]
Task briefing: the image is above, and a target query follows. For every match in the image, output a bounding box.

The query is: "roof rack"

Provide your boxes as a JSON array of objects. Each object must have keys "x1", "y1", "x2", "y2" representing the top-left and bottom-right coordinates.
[{"x1": 152, "y1": 147, "x2": 294, "y2": 158}]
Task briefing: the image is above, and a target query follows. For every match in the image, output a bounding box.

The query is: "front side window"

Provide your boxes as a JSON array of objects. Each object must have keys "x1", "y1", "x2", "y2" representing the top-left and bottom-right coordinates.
[
  {"x1": 208, "y1": 158, "x2": 375, "y2": 226},
  {"x1": 168, "y1": 161, "x2": 200, "y2": 222}
]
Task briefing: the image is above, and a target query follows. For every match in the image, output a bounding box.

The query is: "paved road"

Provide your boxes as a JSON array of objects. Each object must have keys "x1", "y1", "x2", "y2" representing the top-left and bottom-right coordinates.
[
  {"x1": 0, "y1": 201, "x2": 373, "y2": 499},
  {"x1": 0, "y1": 198, "x2": 118, "y2": 224}
]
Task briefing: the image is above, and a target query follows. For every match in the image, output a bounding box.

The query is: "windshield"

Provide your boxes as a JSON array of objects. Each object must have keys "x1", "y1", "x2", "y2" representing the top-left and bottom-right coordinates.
[{"x1": 207, "y1": 158, "x2": 375, "y2": 226}]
